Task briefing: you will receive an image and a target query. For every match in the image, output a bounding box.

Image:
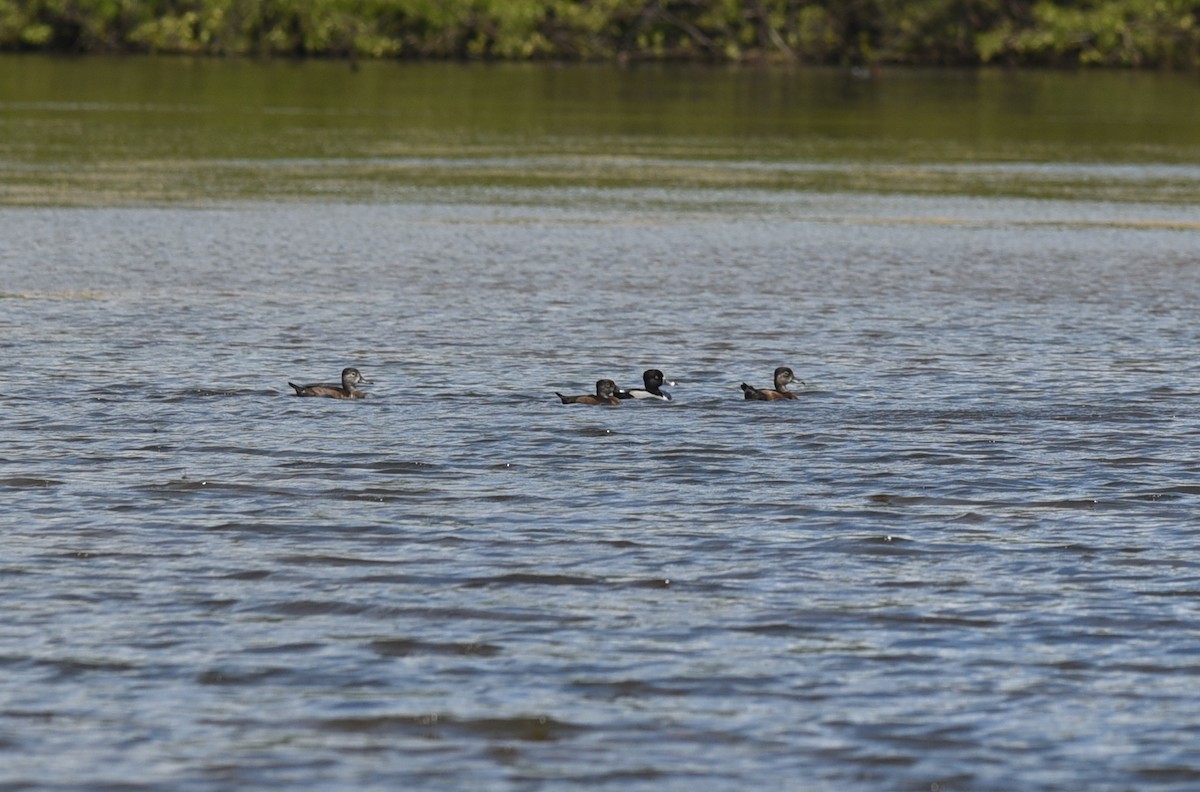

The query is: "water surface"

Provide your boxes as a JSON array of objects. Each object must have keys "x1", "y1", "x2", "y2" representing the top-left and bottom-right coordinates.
[
  {"x1": 2, "y1": 57, "x2": 1200, "y2": 791},
  {"x1": 2, "y1": 56, "x2": 1200, "y2": 203}
]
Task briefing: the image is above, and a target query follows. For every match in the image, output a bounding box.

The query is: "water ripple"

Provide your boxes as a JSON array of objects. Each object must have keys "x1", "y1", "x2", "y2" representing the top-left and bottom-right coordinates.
[{"x1": 3, "y1": 196, "x2": 1200, "y2": 790}]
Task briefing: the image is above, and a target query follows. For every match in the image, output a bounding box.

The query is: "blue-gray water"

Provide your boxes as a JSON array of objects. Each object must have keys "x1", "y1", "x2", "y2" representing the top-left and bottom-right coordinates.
[{"x1": 3, "y1": 187, "x2": 1200, "y2": 790}]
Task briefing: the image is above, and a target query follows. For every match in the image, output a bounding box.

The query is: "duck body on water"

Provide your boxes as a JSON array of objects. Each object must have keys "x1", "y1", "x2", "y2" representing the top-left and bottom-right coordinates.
[
  {"x1": 282, "y1": 365, "x2": 798, "y2": 404},
  {"x1": 288, "y1": 367, "x2": 371, "y2": 399},
  {"x1": 556, "y1": 379, "x2": 621, "y2": 405},
  {"x1": 615, "y1": 369, "x2": 674, "y2": 401},
  {"x1": 554, "y1": 366, "x2": 800, "y2": 405},
  {"x1": 740, "y1": 367, "x2": 800, "y2": 401}
]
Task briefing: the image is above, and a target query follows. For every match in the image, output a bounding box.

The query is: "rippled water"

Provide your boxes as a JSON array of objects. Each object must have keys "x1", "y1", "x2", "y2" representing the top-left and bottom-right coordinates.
[
  {"x1": 4, "y1": 52, "x2": 1200, "y2": 792},
  {"x1": 3, "y1": 185, "x2": 1200, "y2": 789}
]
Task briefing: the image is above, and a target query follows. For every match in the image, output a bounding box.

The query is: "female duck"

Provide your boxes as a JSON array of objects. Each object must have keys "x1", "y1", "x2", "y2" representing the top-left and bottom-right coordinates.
[
  {"x1": 556, "y1": 379, "x2": 621, "y2": 406},
  {"x1": 616, "y1": 369, "x2": 674, "y2": 401},
  {"x1": 740, "y1": 366, "x2": 800, "y2": 401},
  {"x1": 289, "y1": 367, "x2": 371, "y2": 399}
]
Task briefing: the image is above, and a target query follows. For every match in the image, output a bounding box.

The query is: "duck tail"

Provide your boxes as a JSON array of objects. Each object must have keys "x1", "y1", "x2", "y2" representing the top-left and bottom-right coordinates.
[
  {"x1": 288, "y1": 382, "x2": 304, "y2": 395},
  {"x1": 555, "y1": 392, "x2": 572, "y2": 404},
  {"x1": 740, "y1": 383, "x2": 762, "y2": 400}
]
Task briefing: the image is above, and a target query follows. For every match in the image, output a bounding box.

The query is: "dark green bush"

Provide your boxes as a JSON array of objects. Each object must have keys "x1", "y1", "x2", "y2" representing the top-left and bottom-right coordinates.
[{"x1": 0, "y1": 0, "x2": 1197, "y2": 66}]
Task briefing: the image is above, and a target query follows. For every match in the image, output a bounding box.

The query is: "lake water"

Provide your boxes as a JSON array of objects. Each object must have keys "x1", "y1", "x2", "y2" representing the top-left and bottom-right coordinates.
[{"x1": 2, "y1": 56, "x2": 1200, "y2": 790}]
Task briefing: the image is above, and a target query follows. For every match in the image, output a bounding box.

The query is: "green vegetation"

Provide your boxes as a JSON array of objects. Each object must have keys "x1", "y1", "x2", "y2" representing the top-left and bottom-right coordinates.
[{"x1": 0, "y1": 0, "x2": 1197, "y2": 66}]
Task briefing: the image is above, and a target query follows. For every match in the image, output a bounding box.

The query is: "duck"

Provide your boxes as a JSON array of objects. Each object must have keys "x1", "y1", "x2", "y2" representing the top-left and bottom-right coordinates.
[
  {"x1": 556, "y1": 379, "x2": 621, "y2": 405},
  {"x1": 740, "y1": 366, "x2": 800, "y2": 401},
  {"x1": 616, "y1": 369, "x2": 674, "y2": 401},
  {"x1": 288, "y1": 367, "x2": 371, "y2": 399}
]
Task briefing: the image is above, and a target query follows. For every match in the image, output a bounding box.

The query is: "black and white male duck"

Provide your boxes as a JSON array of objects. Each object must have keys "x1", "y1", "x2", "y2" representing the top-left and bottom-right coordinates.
[{"x1": 616, "y1": 369, "x2": 674, "y2": 401}]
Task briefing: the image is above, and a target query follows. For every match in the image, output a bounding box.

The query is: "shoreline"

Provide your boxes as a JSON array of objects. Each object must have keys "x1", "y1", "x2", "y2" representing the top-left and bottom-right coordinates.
[{"x1": 3, "y1": 0, "x2": 1198, "y2": 70}]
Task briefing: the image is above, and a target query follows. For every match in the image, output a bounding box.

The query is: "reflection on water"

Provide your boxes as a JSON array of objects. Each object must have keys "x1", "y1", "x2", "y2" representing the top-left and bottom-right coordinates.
[{"x1": 2, "y1": 56, "x2": 1200, "y2": 791}]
